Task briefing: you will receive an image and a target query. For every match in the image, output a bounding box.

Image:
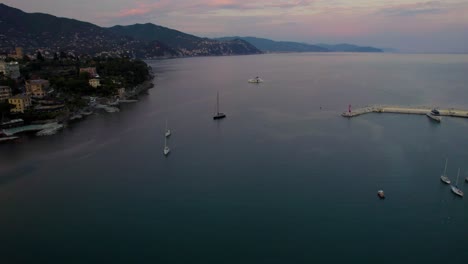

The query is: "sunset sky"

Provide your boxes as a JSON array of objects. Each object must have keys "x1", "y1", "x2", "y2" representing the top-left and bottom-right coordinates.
[{"x1": 4, "y1": 0, "x2": 468, "y2": 52}]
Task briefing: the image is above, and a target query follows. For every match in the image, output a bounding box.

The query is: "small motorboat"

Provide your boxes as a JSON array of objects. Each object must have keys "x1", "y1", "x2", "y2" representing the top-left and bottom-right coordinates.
[
  {"x1": 426, "y1": 112, "x2": 441, "y2": 122},
  {"x1": 163, "y1": 136, "x2": 170, "y2": 156},
  {"x1": 248, "y1": 76, "x2": 263, "y2": 83},
  {"x1": 165, "y1": 120, "x2": 171, "y2": 137},
  {"x1": 377, "y1": 190, "x2": 385, "y2": 199}
]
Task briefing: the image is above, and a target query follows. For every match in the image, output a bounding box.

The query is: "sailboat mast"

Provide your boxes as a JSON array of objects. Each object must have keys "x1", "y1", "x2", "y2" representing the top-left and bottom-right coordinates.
[
  {"x1": 164, "y1": 135, "x2": 167, "y2": 148},
  {"x1": 217, "y1": 91, "x2": 219, "y2": 114},
  {"x1": 456, "y1": 168, "x2": 460, "y2": 186},
  {"x1": 444, "y1": 158, "x2": 448, "y2": 175}
]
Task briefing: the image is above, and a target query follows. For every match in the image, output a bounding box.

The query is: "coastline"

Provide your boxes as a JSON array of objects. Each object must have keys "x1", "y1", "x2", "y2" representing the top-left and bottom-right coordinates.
[{"x1": 1, "y1": 70, "x2": 155, "y2": 142}]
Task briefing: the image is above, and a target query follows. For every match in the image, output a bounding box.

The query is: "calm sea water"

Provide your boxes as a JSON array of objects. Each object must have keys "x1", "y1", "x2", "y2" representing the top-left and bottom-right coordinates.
[{"x1": 1, "y1": 53, "x2": 468, "y2": 263}]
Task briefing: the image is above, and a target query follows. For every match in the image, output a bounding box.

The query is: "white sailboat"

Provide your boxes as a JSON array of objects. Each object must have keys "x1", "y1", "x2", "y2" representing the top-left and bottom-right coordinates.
[
  {"x1": 163, "y1": 136, "x2": 170, "y2": 156},
  {"x1": 165, "y1": 119, "x2": 171, "y2": 137},
  {"x1": 440, "y1": 158, "x2": 451, "y2": 184},
  {"x1": 450, "y1": 168, "x2": 463, "y2": 197}
]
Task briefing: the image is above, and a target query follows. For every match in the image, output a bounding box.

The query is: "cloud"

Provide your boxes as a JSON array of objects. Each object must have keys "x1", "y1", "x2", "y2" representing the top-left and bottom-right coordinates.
[
  {"x1": 378, "y1": 1, "x2": 447, "y2": 16},
  {"x1": 110, "y1": 0, "x2": 316, "y2": 19},
  {"x1": 113, "y1": 0, "x2": 172, "y2": 18}
]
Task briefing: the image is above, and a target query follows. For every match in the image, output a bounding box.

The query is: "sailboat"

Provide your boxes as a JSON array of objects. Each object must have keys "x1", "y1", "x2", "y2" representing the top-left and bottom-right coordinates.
[
  {"x1": 450, "y1": 168, "x2": 463, "y2": 197},
  {"x1": 165, "y1": 120, "x2": 171, "y2": 137},
  {"x1": 440, "y1": 158, "x2": 451, "y2": 184},
  {"x1": 163, "y1": 136, "x2": 170, "y2": 156},
  {"x1": 213, "y1": 91, "x2": 226, "y2": 120}
]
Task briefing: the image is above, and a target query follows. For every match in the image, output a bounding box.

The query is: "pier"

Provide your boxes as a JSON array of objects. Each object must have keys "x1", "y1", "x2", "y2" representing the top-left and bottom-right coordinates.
[
  {"x1": 3, "y1": 122, "x2": 64, "y2": 136},
  {"x1": 342, "y1": 105, "x2": 468, "y2": 119}
]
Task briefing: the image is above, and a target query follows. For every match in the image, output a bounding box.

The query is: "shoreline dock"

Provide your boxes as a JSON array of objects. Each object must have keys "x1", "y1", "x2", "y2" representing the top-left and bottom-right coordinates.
[{"x1": 342, "y1": 105, "x2": 468, "y2": 119}]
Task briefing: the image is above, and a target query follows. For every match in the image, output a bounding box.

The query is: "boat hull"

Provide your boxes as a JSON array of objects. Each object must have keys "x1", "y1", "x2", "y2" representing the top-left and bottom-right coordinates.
[
  {"x1": 426, "y1": 113, "x2": 441, "y2": 122},
  {"x1": 164, "y1": 147, "x2": 170, "y2": 156},
  {"x1": 213, "y1": 113, "x2": 226, "y2": 120},
  {"x1": 451, "y1": 186, "x2": 464, "y2": 197},
  {"x1": 440, "y1": 175, "x2": 451, "y2": 184},
  {"x1": 377, "y1": 190, "x2": 385, "y2": 199},
  {"x1": 248, "y1": 78, "x2": 263, "y2": 83},
  {"x1": 0, "y1": 136, "x2": 19, "y2": 143}
]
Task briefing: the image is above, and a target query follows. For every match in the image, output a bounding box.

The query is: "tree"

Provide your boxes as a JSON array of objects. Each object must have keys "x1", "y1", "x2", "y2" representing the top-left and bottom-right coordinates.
[
  {"x1": 36, "y1": 51, "x2": 44, "y2": 61},
  {"x1": 79, "y1": 71, "x2": 91, "y2": 80},
  {"x1": 22, "y1": 55, "x2": 31, "y2": 62},
  {"x1": 4, "y1": 57, "x2": 16, "y2": 62},
  {"x1": 60, "y1": 51, "x2": 67, "y2": 60},
  {"x1": 0, "y1": 77, "x2": 18, "y2": 93},
  {"x1": 0, "y1": 101, "x2": 13, "y2": 116}
]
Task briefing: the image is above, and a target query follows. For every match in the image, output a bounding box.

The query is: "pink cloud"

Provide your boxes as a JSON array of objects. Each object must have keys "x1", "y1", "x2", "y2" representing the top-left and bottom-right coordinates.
[
  {"x1": 113, "y1": 0, "x2": 172, "y2": 18},
  {"x1": 111, "y1": 0, "x2": 316, "y2": 19}
]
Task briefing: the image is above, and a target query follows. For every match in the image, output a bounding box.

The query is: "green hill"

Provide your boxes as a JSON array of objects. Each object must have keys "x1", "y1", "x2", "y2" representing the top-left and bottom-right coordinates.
[
  {"x1": 0, "y1": 3, "x2": 261, "y2": 58},
  {"x1": 216, "y1": 36, "x2": 383, "y2": 53},
  {"x1": 109, "y1": 24, "x2": 261, "y2": 56}
]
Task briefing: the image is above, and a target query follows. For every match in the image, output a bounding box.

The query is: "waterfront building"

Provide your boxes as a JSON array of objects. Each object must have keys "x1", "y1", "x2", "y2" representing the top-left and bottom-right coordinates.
[
  {"x1": 0, "y1": 61, "x2": 20, "y2": 79},
  {"x1": 8, "y1": 94, "x2": 31, "y2": 113},
  {"x1": 89, "y1": 78, "x2": 101, "y2": 88},
  {"x1": 0, "y1": 86, "x2": 12, "y2": 101},
  {"x1": 80, "y1": 67, "x2": 98, "y2": 78},
  {"x1": 117, "y1": 88, "x2": 126, "y2": 98},
  {"x1": 15, "y1": 47, "x2": 23, "y2": 59},
  {"x1": 26, "y1": 79, "x2": 50, "y2": 98}
]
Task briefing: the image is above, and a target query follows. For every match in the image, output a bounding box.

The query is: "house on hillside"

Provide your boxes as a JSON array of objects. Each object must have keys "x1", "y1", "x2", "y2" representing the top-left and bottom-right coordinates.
[
  {"x1": 0, "y1": 86, "x2": 12, "y2": 101},
  {"x1": 89, "y1": 78, "x2": 101, "y2": 88},
  {"x1": 26, "y1": 79, "x2": 50, "y2": 98},
  {"x1": 80, "y1": 67, "x2": 98, "y2": 78},
  {"x1": 0, "y1": 61, "x2": 20, "y2": 79},
  {"x1": 8, "y1": 94, "x2": 31, "y2": 113}
]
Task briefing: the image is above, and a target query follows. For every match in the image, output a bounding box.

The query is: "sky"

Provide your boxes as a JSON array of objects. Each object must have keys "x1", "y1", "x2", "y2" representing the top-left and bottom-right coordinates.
[{"x1": 3, "y1": 0, "x2": 468, "y2": 53}]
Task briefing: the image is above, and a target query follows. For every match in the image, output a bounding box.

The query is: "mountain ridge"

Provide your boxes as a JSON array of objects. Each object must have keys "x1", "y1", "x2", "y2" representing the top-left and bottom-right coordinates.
[
  {"x1": 216, "y1": 36, "x2": 383, "y2": 53},
  {"x1": 108, "y1": 24, "x2": 260, "y2": 56},
  {"x1": 0, "y1": 3, "x2": 260, "y2": 58},
  {"x1": 0, "y1": 3, "x2": 383, "y2": 58}
]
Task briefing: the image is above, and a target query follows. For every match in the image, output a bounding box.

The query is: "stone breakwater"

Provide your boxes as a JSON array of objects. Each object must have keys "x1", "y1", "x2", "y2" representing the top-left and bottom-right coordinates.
[{"x1": 341, "y1": 105, "x2": 468, "y2": 118}]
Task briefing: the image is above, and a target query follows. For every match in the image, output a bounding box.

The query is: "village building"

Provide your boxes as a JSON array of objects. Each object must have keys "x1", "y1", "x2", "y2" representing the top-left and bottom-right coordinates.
[
  {"x1": 89, "y1": 78, "x2": 101, "y2": 88},
  {"x1": 8, "y1": 94, "x2": 31, "y2": 113},
  {"x1": 80, "y1": 67, "x2": 98, "y2": 78},
  {"x1": 0, "y1": 86, "x2": 12, "y2": 101},
  {"x1": 0, "y1": 61, "x2": 20, "y2": 79},
  {"x1": 26, "y1": 79, "x2": 50, "y2": 98}
]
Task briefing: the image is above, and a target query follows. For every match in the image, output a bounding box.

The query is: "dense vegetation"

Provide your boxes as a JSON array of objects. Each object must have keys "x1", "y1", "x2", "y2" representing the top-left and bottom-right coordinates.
[
  {"x1": 94, "y1": 58, "x2": 150, "y2": 87},
  {"x1": 20, "y1": 55, "x2": 151, "y2": 97},
  {"x1": 2, "y1": 56, "x2": 152, "y2": 119}
]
